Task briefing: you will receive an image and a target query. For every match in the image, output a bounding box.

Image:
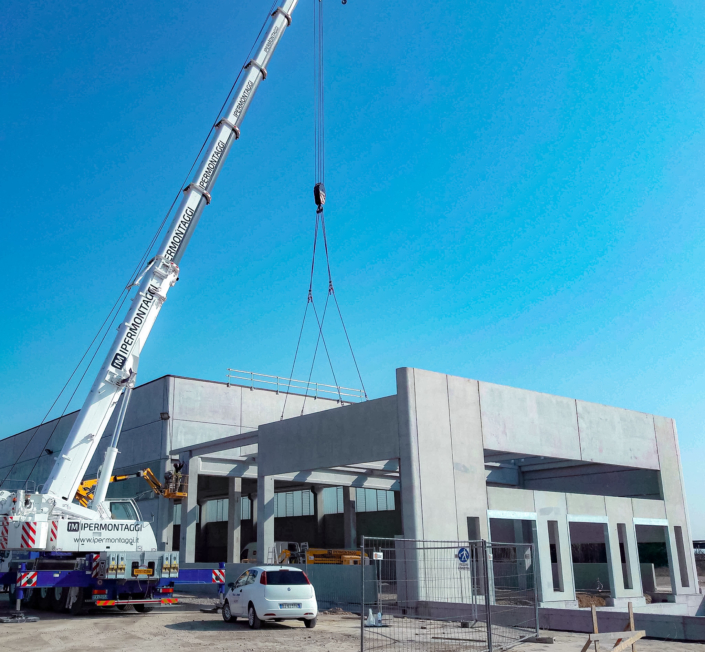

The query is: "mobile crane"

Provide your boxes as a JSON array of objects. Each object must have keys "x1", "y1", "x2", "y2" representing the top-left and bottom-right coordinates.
[{"x1": 0, "y1": 0, "x2": 300, "y2": 619}]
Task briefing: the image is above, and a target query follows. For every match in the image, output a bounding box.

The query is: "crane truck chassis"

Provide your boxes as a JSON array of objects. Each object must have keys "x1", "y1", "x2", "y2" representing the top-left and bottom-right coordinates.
[{"x1": 0, "y1": 0, "x2": 300, "y2": 621}]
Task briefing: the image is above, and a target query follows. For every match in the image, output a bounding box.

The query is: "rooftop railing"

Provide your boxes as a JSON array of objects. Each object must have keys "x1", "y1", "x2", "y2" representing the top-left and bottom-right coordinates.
[{"x1": 226, "y1": 369, "x2": 365, "y2": 402}]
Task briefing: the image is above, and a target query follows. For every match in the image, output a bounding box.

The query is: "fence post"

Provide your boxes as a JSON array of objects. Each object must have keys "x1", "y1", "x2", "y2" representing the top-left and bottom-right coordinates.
[
  {"x1": 483, "y1": 540, "x2": 493, "y2": 651},
  {"x1": 360, "y1": 536, "x2": 365, "y2": 651}
]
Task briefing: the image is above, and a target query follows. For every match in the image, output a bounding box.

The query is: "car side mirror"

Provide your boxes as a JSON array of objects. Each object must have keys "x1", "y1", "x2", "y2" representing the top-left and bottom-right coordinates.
[{"x1": 228, "y1": 582, "x2": 235, "y2": 589}]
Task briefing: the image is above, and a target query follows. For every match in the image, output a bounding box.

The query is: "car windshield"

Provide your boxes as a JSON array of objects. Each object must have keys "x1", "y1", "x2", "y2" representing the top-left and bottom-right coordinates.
[{"x1": 266, "y1": 570, "x2": 308, "y2": 585}]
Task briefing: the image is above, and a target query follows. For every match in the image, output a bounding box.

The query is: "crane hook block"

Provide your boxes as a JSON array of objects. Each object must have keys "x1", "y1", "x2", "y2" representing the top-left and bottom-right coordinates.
[{"x1": 314, "y1": 182, "x2": 326, "y2": 208}]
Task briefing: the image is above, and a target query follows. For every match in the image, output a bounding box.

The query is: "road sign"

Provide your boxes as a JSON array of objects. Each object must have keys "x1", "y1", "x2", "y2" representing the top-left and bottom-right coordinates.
[{"x1": 458, "y1": 547, "x2": 470, "y2": 564}]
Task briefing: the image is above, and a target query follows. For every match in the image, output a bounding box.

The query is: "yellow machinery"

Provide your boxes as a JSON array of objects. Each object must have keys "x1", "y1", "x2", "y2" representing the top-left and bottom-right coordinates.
[
  {"x1": 304, "y1": 548, "x2": 367, "y2": 565},
  {"x1": 75, "y1": 468, "x2": 188, "y2": 508}
]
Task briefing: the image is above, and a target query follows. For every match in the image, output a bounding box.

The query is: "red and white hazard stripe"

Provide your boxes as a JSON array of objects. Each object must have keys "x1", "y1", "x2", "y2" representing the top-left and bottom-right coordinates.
[
  {"x1": 211, "y1": 569, "x2": 225, "y2": 584},
  {"x1": 21, "y1": 522, "x2": 37, "y2": 549},
  {"x1": 0, "y1": 516, "x2": 8, "y2": 550},
  {"x1": 49, "y1": 520, "x2": 59, "y2": 543},
  {"x1": 18, "y1": 572, "x2": 37, "y2": 588},
  {"x1": 92, "y1": 557, "x2": 101, "y2": 578}
]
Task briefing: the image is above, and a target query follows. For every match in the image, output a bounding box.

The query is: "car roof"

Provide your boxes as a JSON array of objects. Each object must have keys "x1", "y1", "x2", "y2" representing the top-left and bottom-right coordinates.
[{"x1": 248, "y1": 566, "x2": 304, "y2": 572}]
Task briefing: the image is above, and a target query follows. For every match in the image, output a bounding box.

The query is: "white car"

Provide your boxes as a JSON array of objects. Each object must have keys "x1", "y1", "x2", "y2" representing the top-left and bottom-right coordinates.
[{"x1": 222, "y1": 566, "x2": 318, "y2": 629}]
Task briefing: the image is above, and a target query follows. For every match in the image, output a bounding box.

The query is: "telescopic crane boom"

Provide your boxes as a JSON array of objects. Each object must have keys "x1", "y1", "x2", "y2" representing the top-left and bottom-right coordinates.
[
  {"x1": 42, "y1": 0, "x2": 300, "y2": 519},
  {"x1": 0, "y1": 0, "x2": 301, "y2": 554}
]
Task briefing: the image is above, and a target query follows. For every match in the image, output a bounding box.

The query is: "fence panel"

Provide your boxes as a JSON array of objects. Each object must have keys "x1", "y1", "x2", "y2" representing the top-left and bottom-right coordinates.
[{"x1": 361, "y1": 537, "x2": 538, "y2": 652}]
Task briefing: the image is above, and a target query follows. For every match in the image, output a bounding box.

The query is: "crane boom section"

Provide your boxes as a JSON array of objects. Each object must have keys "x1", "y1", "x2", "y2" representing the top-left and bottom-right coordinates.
[{"x1": 42, "y1": 0, "x2": 299, "y2": 508}]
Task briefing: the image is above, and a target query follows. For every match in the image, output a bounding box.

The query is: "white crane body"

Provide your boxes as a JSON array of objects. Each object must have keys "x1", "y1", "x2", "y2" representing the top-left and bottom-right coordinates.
[{"x1": 0, "y1": 0, "x2": 300, "y2": 559}]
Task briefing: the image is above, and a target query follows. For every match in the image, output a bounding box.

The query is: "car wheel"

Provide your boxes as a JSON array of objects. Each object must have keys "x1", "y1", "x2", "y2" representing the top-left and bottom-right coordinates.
[
  {"x1": 134, "y1": 604, "x2": 154, "y2": 613},
  {"x1": 304, "y1": 616, "x2": 317, "y2": 629},
  {"x1": 49, "y1": 586, "x2": 66, "y2": 612},
  {"x1": 222, "y1": 599, "x2": 236, "y2": 623},
  {"x1": 248, "y1": 603, "x2": 262, "y2": 629}
]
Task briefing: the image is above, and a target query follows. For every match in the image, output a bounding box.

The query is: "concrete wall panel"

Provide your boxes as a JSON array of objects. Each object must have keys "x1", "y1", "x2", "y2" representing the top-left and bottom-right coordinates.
[
  {"x1": 486, "y1": 487, "x2": 536, "y2": 514},
  {"x1": 566, "y1": 493, "x2": 606, "y2": 517},
  {"x1": 632, "y1": 497, "x2": 667, "y2": 520},
  {"x1": 479, "y1": 382, "x2": 581, "y2": 460},
  {"x1": 174, "y1": 378, "x2": 241, "y2": 426},
  {"x1": 577, "y1": 402, "x2": 659, "y2": 470}
]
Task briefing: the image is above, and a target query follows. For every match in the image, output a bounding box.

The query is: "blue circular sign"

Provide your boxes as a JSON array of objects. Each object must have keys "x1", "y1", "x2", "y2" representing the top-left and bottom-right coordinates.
[{"x1": 458, "y1": 547, "x2": 470, "y2": 563}]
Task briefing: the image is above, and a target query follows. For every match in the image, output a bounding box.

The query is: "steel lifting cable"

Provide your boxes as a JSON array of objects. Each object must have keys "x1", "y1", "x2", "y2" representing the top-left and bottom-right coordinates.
[
  {"x1": 3, "y1": 2, "x2": 279, "y2": 487},
  {"x1": 281, "y1": 0, "x2": 367, "y2": 420}
]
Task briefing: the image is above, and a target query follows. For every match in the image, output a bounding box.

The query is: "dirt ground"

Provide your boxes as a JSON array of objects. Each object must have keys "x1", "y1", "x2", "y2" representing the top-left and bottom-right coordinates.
[{"x1": 1, "y1": 594, "x2": 705, "y2": 652}]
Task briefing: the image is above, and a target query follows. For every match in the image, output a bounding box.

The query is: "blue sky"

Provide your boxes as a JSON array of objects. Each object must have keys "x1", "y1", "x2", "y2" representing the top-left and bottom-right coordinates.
[{"x1": 2, "y1": 1, "x2": 705, "y2": 532}]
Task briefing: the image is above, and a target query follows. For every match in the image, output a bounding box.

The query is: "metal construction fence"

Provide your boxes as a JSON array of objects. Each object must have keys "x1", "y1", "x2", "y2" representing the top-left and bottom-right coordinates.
[{"x1": 360, "y1": 537, "x2": 538, "y2": 652}]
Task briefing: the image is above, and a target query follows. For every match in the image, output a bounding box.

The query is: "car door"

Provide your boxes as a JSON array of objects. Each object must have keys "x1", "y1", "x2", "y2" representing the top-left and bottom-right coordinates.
[
  {"x1": 240, "y1": 569, "x2": 259, "y2": 613},
  {"x1": 230, "y1": 571, "x2": 250, "y2": 616}
]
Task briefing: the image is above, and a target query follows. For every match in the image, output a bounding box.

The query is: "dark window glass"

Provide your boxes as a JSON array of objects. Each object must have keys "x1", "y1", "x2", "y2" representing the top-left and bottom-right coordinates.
[{"x1": 266, "y1": 570, "x2": 309, "y2": 585}]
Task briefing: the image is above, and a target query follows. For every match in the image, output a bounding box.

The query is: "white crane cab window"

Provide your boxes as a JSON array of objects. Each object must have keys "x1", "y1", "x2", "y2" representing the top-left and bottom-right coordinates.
[
  {"x1": 234, "y1": 572, "x2": 249, "y2": 589},
  {"x1": 108, "y1": 501, "x2": 138, "y2": 521}
]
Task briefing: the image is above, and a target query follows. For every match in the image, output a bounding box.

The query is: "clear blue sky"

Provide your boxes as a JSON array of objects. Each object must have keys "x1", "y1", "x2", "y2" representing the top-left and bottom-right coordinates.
[{"x1": 2, "y1": 1, "x2": 705, "y2": 532}]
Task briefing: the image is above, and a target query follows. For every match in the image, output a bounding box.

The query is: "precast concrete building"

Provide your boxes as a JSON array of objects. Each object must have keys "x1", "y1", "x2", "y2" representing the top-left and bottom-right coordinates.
[{"x1": 0, "y1": 367, "x2": 699, "y2": 611}]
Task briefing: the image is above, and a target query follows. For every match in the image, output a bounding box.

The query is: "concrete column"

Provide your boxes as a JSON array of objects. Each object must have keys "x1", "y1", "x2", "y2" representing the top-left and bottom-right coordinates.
[
  {"x1": 157, "y1": 498, "x2": 174, "y2": 551},
  {"x1": 256, "y1": 476, "x2": 274, "y2": 564},
  {"x1": 513, "y1": 520, "x2": 527, "y2": 592},
  {"x1": 396, "y1": 368, "x2": 423, "y2": 540},
  {"x1": 343, "y1": 487, "x2": 357, "y2": 549},
  {"x1": 313, "y1": 486, "x2": 325, "y2": 547},
  {"x1": 226, "y1": 477, "x2": 242, "y2": 563},
  {"x1": 250, "y1": 493, "x2": 257, "y2": 530},
  {"x1": 604, "y1": 497, "x2": 644, "y2": 606},
  {"x1": 533, "y1": 492, "x2": 576, "y2": 607},
  {"x1": 179, "y1": 455, "x2": 200, "y2": 564}
]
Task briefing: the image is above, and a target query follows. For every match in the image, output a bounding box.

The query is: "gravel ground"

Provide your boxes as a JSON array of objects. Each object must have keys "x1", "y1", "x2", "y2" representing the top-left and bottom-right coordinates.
[
  {"x1": 0, "y1": 594, "x2": 361, "y2": 652},
  {"x1": 1, "y1": 594, "x2": 705, "y2": 651}
]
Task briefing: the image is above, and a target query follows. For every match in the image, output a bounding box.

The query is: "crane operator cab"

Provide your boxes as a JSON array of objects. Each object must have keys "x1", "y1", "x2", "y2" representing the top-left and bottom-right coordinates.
[{"x1": 103, "y1": 499, "x2": 142, "y2": 521}]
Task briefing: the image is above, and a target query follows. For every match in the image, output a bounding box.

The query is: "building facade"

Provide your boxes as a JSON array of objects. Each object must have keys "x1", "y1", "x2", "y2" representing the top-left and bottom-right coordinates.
[{"x1": 0, "y1": 367, "x2": 698, "y2": 610}]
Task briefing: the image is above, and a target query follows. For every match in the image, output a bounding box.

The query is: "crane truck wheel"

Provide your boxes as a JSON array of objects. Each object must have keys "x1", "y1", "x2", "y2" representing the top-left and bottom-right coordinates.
[
  {"x1": 134, "y1": 603, "x2": 154, "y2": 613},
  {"x1": 67, "y1": 587, "x2": 85, "y2": 616},
  {"x1": 7, "y1": 583, "x2": 16, "y2": 605},
  {"x1": 49, "y1": 586, "x2": 66, "y2": 612},
  {"x1": 38, "y1": 587, "x2": 52, "y2": 610},
  {"x1": 22, "y1": 586, "x2": 39, "y2": 608}
]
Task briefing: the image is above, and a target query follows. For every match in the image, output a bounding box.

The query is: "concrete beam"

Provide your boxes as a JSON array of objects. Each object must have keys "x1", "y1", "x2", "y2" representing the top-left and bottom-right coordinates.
[
  {"x1": 171, "y1": 431, "x2": 258, "y2": 458},
  {"x1": 193, "y1": 455, "x2": 400, "y2": 490}
]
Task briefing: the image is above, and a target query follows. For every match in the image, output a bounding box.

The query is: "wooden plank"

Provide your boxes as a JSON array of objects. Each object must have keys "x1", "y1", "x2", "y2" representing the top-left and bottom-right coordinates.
[
  {"x1": 592, "y1": 605, "x2": 600, "y2": 652},
  {"x1": 611, "y1": 632, "x2": 645, "y2": 652},
  {"x1": 629, "y1": 601, "x2": 637, "y2": 652},
  {"x1": 587, "y1": 631, "x2": 646, "y2": 642}
]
